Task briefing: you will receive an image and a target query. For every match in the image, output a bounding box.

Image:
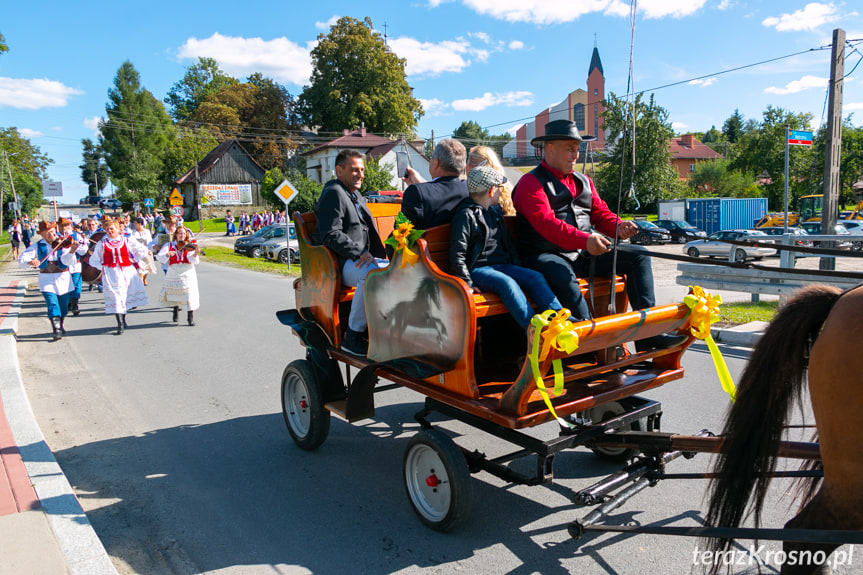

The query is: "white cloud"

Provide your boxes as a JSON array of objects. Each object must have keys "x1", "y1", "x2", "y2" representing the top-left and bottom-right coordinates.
[
  {"x1": 764, "y1": 75, "x2": 827, "y2": 94},
  {"x1": 419, "y1": 98, "x2": 450, "y2": 116},
  {"x1": 451, "y1": 91, "x2": 534, "y2": 112},
  {"x1": 454, "y1": 0, "x2": 706, "y2": 24},
  {"x1": 51, "y1": 126, "x2": 62, "y2": 131},
  {"x1": 177, "y1": 33, "x2": 313, "y2": 86},
  {"x1": 315, "y1": 15, "x2": 339, "y2": 31},
  {"x1": 83, "y1": 116, "x2": 103, "y2": 138},
  {"x1": 0, "y1": 77, "x2": 83, "y2": 110},
  {"x1": 18, "y1": 128, "x2": 44, "y2": 139},
  {"x1": 762, "y1": 3, "x2": 838, "y2": 31},
  {"x1": 509, "y1": 40, "x2": 524, "y2": 50},
  {"x1": 845, "y1": 102, "x2": 863, "y2": 111},
  {"x1": 471, "y1": 32, "x2": 491, "y2": 44},
  {"x1": 638, "y1": 0, "x2": 708, "y2": 18},
  {"x1": 689, "y1": 78, "x2": 717, "y2": 87},
  {"x1": 672, "y1": 121, "x2": 689, "y2": 131},
  {"x1": 389, "y1": 37, "x2": 472, "y2": 77}
]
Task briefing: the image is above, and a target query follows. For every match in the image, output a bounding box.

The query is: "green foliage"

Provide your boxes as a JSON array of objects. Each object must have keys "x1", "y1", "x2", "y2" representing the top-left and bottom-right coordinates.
[
  {"x1": 261, "y1": 167, "x2": 322, "y2": 214},
  {"x1": 722, "y1": 109, "x2": 746, "y2": 143},
  {"x1": 298, "y1": 16, "x2": 423, "y2": 135},
  {"x1": 1, "y1": 127, "x2": 54, "y2": 220},
  {"x1": 79, "y1": 138, "x2": 108, "y2": 197},
  {"x1": 595, "y1": 93, "x2": 684, "y2": 212},
  {"x1": 812, "y1": 117, "x2": 863, "y2": 206},
  {"x1": 0, "y1": 32, "x2": 8, "y2": 55},
  {"x1": 360, "y1": 155, "x2": 396, "y2": 194},
  {"x1": 688, "y1": 159, "x2": 758, "y2": 198},
  {"x1": 160, "y1": 127, "x2": 219, "y2": 193},
  {"x1": 100, "y1": 61, "x2": 174, "y2": 201},
  {"x1": 165, "y1": 57, "x2": 238, "y2": 121},
  {"x1": 452, "y1": 120, "x2": 513, "y2": 160}
]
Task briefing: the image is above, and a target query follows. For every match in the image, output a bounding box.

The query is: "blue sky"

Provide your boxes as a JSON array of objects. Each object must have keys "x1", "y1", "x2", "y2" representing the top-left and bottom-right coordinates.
[{"x1": 2, "y1": 0, "x2": 862, "y2": 202}]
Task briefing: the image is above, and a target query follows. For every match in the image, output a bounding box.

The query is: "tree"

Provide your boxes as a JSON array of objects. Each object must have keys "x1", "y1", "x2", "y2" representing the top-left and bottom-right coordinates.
[
  {"x1": 260, "y1": 167, "x2": 322, "y2": 213},
  {"x1": 453, "y1": 121, "x2": 489, "y2": 145},
  {"x1": 159, "y1": 127, "x2": 219, "y2": 202},
  {"x1": 0, "y1": 32, "x2": 8, "y2": 55},
  {"x1": 79, "y1": 138, "x2": 108, "y2": 197},
  {"x1": 298, "y1": 16, "x2": 423, "y2": 135},
  {"x1": 360, "y1": 156, "x2": 395, "y2": 194},
  {"x1": 594, "y1": 93, "x2": 684, "y2": 213},
  {"x1": 165, "y1": 57, "x2": 237, "y2": 122},
  {"x1": 1, "y1": 127, "x2": 53, "y2": 221},
  {"x1": 688, "y1": 159, "x2": 758, "y2": 198},
  {"x1": 722, "y1": 109, "x2": 745, "y2": 143},
  {"x1": 812, "y1": 118, "x2": 863, "y2": 207},
  {"x1": 99, "y1": 61, "x2": 174, "y2": 201}
]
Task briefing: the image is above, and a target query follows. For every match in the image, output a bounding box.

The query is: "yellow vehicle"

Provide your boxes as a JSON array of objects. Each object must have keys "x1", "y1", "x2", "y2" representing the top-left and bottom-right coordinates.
[{"x1": 754, "y1": 195, "x2": 863, "y2": 228}]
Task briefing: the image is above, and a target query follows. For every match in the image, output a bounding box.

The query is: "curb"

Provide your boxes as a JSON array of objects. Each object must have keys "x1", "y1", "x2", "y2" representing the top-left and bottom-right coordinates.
[
  {"x1": 0, "y1": 280, "x2": 118, "y2": 575},
  {"x1": 712, "y1": 321, "x2": 768, "y2": 347}
]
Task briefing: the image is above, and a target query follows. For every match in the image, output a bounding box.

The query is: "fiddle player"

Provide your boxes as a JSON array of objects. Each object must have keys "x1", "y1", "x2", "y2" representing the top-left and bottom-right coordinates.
[
  {"x1": 89, "y1": 217, "x2": 150, "y2": 335},
  {"x1": 58, "y1": 218, "x2": 90, "y2": 317},
  {"x1": 18, "y1": 221, "x2": 78, "y2": 340},
  {"x1": 156, "y1": 225, "x2": 200, "y2": 326}
]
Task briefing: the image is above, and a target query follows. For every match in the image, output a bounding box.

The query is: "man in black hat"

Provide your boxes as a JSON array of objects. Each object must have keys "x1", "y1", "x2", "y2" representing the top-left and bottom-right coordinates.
[{"x1": 512, "y1": 119, "x2": 685, "y2": 351}]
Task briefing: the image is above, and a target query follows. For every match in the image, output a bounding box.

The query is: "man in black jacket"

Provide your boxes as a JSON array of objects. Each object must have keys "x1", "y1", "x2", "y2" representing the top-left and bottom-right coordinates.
[
  {"x1": 401, "y1": 139, "x2": 468, "y2": 229},
  {"x1": 315, "y1": 150, "x2": 388, "y2": 356}
]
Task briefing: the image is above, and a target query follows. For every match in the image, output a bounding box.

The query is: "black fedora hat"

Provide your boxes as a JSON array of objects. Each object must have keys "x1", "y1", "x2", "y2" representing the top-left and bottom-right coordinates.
[{"x1": 531, "y1": 119, "x2": 583, "y2": 147}]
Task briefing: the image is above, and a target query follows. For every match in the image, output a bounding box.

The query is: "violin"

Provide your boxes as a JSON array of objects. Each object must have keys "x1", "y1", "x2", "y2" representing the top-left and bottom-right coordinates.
[
  {"x1": 52, "y1": 235, "x2": 74, "y2": 250},
  {"x1": 176, "y1": 239, "x2": 204, "y2": 256}
]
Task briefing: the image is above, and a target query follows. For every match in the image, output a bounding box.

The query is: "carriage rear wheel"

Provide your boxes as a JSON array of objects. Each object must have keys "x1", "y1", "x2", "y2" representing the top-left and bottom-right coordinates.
[
  {"x1": 584, "y1": 400, "x2": 648, "y2": 462},
  {"x1": 281, "y1": 359, "x2": 330, "y2": 450},
  {"x1": 403, "y1": 429, "x2": 472, "y2": 532}
]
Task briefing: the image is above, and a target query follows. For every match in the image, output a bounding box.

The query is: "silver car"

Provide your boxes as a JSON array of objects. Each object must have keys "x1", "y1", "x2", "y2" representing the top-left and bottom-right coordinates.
[
  {"x1": 683, "y1": 229, "x2": 776, "y2": 262},
  {"x1": 262, "y1": 224, "x2": 300, "y2": 264}
]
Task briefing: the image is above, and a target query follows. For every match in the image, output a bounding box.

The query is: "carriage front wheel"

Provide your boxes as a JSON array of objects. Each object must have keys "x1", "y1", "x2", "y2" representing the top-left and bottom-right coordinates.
[
  {"x1": 403, "y1": 429, "x2": 472, "y2": 532},
  {"x1": 281, "y1": 359, "x2": 330, "y2": 450},
  {"x1": 583, "y1": 399, "x2": 648, "y2": 462}
]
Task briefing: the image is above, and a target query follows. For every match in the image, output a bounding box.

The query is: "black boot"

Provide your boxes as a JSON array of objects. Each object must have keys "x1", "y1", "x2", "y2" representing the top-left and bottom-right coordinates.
[
  {"x1": 115, "y1": 313, "x2": 124, "y2": 335},
  {"x1": 70, "y1": 298, "x2": 80, "y2": 316},
  {"x1": 122, "y1": 314, "x2": 128, "y2": 329},
  {"x1": 187, "y1": 310, "x2": 195, "y2": 326},
  {"x1": 172, "y1": 306, "x2": 179, "y2": 323},
  {"x1": 59, "y1": 317, "x2": 67, "y2": 334},
  {"x1": 50, "y1": 317, "x2": 62, "y2": 341}
]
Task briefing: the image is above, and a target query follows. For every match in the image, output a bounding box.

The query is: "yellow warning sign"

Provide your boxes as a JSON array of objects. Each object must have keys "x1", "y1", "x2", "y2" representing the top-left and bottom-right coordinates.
[{"x1": 169, "y1": 188, "x2": 184, "y2": 206}]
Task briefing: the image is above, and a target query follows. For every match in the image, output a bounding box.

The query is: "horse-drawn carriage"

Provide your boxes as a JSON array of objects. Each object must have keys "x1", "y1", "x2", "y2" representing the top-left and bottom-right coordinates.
[{"x1": 277, "y1": 203, "x2": 861, "y2": 573}]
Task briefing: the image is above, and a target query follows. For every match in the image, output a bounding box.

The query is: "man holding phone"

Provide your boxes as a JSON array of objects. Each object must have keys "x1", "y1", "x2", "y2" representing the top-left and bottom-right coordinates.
[{"x1": 400, "y1": 139, "x2": 468, "y2": 229}]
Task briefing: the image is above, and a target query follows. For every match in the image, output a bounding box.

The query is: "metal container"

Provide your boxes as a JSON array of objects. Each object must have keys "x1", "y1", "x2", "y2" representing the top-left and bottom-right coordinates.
[
  {"x1": 686, "y1": 197, "x2": 768, "y2": 235},
  {"x1": 657, "y1": 199, "x2": 688, "y2": 221}
]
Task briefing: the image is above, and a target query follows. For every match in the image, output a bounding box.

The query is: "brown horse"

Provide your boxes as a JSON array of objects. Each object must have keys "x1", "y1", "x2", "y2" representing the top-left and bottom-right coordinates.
[{"x1": 705, "y1": 284, "x2": 863, "y2": 574}]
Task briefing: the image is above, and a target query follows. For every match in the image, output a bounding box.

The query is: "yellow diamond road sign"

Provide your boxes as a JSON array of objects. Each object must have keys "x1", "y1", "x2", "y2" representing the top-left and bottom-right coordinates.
[
  {"x1": 274, "y1": 180, "x2": 299, "y2": 206},
  {"x1": 169, "y1": 188, "x2": 184, "y2": 206}
]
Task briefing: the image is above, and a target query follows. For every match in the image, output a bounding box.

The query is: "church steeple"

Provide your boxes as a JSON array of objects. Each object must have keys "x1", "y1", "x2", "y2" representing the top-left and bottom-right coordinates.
[{"x1": 588, "y1": 46, "x2": 603, "y2": 77}]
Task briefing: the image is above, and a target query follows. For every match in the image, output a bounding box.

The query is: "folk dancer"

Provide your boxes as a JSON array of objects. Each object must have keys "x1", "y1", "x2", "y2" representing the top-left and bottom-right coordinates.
[
  {"x1": 18, "y1": 221, "x2": 77, "y2": 340},
  {"x1": 89, "y1": 217, "x2": 150, "y2": 334},
  {"x1": 156, "y1": 226, "x2": 200, "y2": 326},
  {"x1": 58, "y1": 218, "x2": 90, "y2": 316},
  {"x1": 131, "y1": 217, "x2": 157, "y2": 285}
]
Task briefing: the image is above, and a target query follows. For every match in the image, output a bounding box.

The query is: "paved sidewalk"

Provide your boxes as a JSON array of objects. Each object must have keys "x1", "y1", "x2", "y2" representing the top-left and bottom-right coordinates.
[{"x1": 0, "y1": 267, "x2": 117, "y2": 575}]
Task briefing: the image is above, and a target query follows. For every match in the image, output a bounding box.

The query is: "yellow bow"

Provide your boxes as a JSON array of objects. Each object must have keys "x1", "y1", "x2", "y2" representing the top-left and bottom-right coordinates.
[
  {"x1": 684, "y1": 286, "x2": 736, "y2": 402},
  {"x1": 392, "y1": 222, "x2": 419, "y2": 267},
  {"x1": 529, "y1": 309, "x2": 580, "y2": 427}
]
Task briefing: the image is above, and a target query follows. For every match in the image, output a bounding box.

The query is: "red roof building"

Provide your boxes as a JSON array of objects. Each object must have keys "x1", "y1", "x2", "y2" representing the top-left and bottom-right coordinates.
[{"x1": 669, "y1": 134, "x2": 723, "y2": 179}]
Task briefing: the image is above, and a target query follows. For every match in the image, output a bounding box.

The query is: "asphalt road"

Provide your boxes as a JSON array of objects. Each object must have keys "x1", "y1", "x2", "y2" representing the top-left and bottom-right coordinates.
[{"x1": 11, "y1": 258, "x2": 857, "y2": 574}]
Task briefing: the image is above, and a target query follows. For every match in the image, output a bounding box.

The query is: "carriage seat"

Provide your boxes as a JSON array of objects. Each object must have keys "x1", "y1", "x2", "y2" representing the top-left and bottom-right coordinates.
[{"x1": 292, "y1": 206, "x2": 627, "y2": 347}]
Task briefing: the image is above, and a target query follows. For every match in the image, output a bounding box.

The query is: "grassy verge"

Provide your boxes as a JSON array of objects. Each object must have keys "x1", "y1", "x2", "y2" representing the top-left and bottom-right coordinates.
[
  {"x1": 201, "y1": 246, "x2": 300, "y2": 276},
  {"x1": 0, "y1": 245, "x2": 10, "y2": 263},
  {"x1": 717, "y1": 300, "x2": 778, "y2": 325}
]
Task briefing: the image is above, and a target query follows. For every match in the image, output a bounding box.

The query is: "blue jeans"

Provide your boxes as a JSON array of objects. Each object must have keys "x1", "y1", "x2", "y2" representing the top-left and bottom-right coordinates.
[
  {"x1": 70, "y1": 272, "x2": 82, "y2": 299},
  {"x1": 42, "y1": 291, "x2": 70, "y2": 319},
  {"x1": 523, "y1": 246, "x2": 655, "y2": 320},
  {"x1": 470, "y1": 264, "x2": 562, "y2": 329},
  {"x1": 342, "y1": 256, "x2": 388, "y2": 332}
]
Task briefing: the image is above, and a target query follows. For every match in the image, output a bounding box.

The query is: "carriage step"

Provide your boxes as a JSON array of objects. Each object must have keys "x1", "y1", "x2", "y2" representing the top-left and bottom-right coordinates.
[{"x1": 325, "y1": 400, "x2": 348, "y2": 420}]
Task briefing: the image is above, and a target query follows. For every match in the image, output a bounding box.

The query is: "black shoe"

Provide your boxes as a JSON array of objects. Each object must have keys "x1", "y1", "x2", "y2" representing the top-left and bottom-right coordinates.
[
  {"x1": 59, "y1": 318, "x2": 66, "y2": 334},
  {"x1": 115, "y1": 314, "x2": 124, "y2": 335},
  {"x1": 634, "y1": 333, "x2": 688, "y2": 352},
  {"x1": 122, "y1": 314, "x2": 128, "y2": 328},
  {"x1": 51, "y1": 317, "x2": 62, "y2": 341},
  {"x1": 342, "y1": 328, "x2": 369, "y2": 357},
  {"x1": 187, "y1": 311, "x2": 195, "y2": 326},
  {"x1": 172, "y1": 307, "x2": 179, "y2": 323},
  {"x1": 70, "y1": 299, "x2": 80, "y2": 316}
]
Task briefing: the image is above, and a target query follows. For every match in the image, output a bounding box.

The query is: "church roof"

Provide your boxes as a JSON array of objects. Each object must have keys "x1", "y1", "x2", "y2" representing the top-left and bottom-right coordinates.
[{"x1": 588, "y1": 46, "x2": 603, "y2": 76}]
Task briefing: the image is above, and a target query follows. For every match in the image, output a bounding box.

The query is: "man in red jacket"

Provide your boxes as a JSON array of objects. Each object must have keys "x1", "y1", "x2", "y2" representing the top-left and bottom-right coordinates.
[{"x1": 513, "y1": 119, "x2": 684, "y2": 351}]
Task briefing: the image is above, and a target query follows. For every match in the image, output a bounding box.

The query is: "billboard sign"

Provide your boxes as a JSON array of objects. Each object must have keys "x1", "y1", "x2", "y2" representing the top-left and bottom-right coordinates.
[{"x1": 200, "y1": 184, "x2": 252, "y2": 205}]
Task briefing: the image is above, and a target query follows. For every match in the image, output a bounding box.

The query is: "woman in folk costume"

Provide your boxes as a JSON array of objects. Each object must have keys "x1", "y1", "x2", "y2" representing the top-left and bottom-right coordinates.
[
  {"x1": 130, "y1": 217, "x2": 157, "y2": 285},
  {"x1": 89, "y1": 217, "x2": 149, "y2": 334},
  {"x1": 156, "y1": 225, "x2": 200, "y2": 326},
  {"x1": 18, "y1": 221, "x2": 77, "y2": 340},
  {"x1": 57, "y1": 218, "x2": 90, "y2": 317}
]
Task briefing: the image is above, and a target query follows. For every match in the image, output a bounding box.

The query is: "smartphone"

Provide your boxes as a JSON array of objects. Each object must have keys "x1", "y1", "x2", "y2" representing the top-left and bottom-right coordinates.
[{"x1": 396, "y1": 151, "x2": 409, "y2": 178}]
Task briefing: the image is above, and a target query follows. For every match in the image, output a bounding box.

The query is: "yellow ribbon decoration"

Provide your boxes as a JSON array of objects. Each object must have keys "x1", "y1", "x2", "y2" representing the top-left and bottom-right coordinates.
[
  {"x1": 529, "y1": 309, "x2": 580, "y2": 426},
  {"x1": 684, "y1": 285, "x2": 736, "y2": 402},
  {"x1": 392, "y1": 222, "x2": 419, "y2": 267}
]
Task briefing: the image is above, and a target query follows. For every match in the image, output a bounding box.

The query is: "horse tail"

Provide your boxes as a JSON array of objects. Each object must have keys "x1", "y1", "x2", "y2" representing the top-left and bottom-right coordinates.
[{"x1": 704, "y1": 284, "x2": 843, "y2": 566}]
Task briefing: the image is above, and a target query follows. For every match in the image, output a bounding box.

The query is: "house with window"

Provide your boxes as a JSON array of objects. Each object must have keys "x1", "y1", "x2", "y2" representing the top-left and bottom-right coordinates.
[
  {"x1": 301, "y1": 126, "x2": 430, "y2": 189},
  {"x1": 669, "y1": 134, "x2": 723, "y2": 179}
]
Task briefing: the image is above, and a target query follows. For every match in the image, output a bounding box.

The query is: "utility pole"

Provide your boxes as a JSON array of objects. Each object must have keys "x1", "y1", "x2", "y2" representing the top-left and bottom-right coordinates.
[{"x1": 820, "y1": 28, "x2": 845, "y2": 271}]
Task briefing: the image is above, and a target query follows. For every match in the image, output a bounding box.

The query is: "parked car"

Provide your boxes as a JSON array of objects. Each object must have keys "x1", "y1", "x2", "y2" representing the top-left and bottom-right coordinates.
[
  {"x1": 234, "y1": 224, "x2": 289, "y2": 258},
  {"x1": 835, "y1": 219, "x2": 863, "y2": 250},
  {"x1": 652, "y1": 220, "x2": 707, "y2": 244},
  {"x1": 800, "y1": 222, "x2": 854, "y2": 249},
  {"x1": 757, "y1": 226, "x2": 813, "y2": 247},
  {"x1": 262, "y1": 223, "x2": 300, "y2": 264},
  {"x1": 99, "y1": 198, "x2": 122, "y2": 210},
  {"x1": 683, "y1": 229, "x2": 776, "y2": 262},
  {"x1": 628, "y1": 220, "x2": 672, "y2": 245}
]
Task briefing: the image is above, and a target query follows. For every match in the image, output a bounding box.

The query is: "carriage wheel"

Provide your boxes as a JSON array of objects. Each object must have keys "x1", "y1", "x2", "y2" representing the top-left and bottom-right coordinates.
[
  {"x1": 403, "y1": 429, "x2": 472, "y2": 532},
  {"x1": 585, "y1": 400, "x2": 647, "y2": 462},
  {"x1": 281, "y1": 359, "x2": 330, "y2": 450}
]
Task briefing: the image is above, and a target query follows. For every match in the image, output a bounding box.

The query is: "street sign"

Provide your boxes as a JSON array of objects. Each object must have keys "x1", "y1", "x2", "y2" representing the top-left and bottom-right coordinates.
[
  {"x1": 273, "y1": 179, "x2": 299, "y2": 206},
  {"x1": 144, "y1": 198, "x2": 154, "y2": 207},
  {"x1": 171, "y1": 206, "x2": 184, "y2": 217},
  {"x1": 788, "y1": 130, "x2": 813, "y2": 146},
  {"x1": 169, "y1": 188, "x2": 184, "y2": 206},
  {"x1": 42, "y1": 180, "x2": 63, "y2": 197}
]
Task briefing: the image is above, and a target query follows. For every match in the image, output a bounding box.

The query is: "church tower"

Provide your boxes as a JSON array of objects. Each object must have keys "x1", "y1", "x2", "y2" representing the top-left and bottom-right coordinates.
[{"x1": 586, "y1": 46, "x2": 606, "y2": 150}]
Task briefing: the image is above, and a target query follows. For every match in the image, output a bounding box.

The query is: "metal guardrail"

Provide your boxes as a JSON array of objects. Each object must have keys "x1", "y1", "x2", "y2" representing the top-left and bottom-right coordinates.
[{"x1": 676, "y1": 234, "x2": 861, "y2": 302}]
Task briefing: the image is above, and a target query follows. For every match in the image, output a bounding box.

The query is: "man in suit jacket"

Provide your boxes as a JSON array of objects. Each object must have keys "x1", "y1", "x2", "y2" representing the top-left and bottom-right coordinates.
[
  {"x1": 315, "y1": 149, "x2": 388, "y2": 356},
  {"x1": 401, "y1": 139, "x2": 468, "y2": 229}
]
